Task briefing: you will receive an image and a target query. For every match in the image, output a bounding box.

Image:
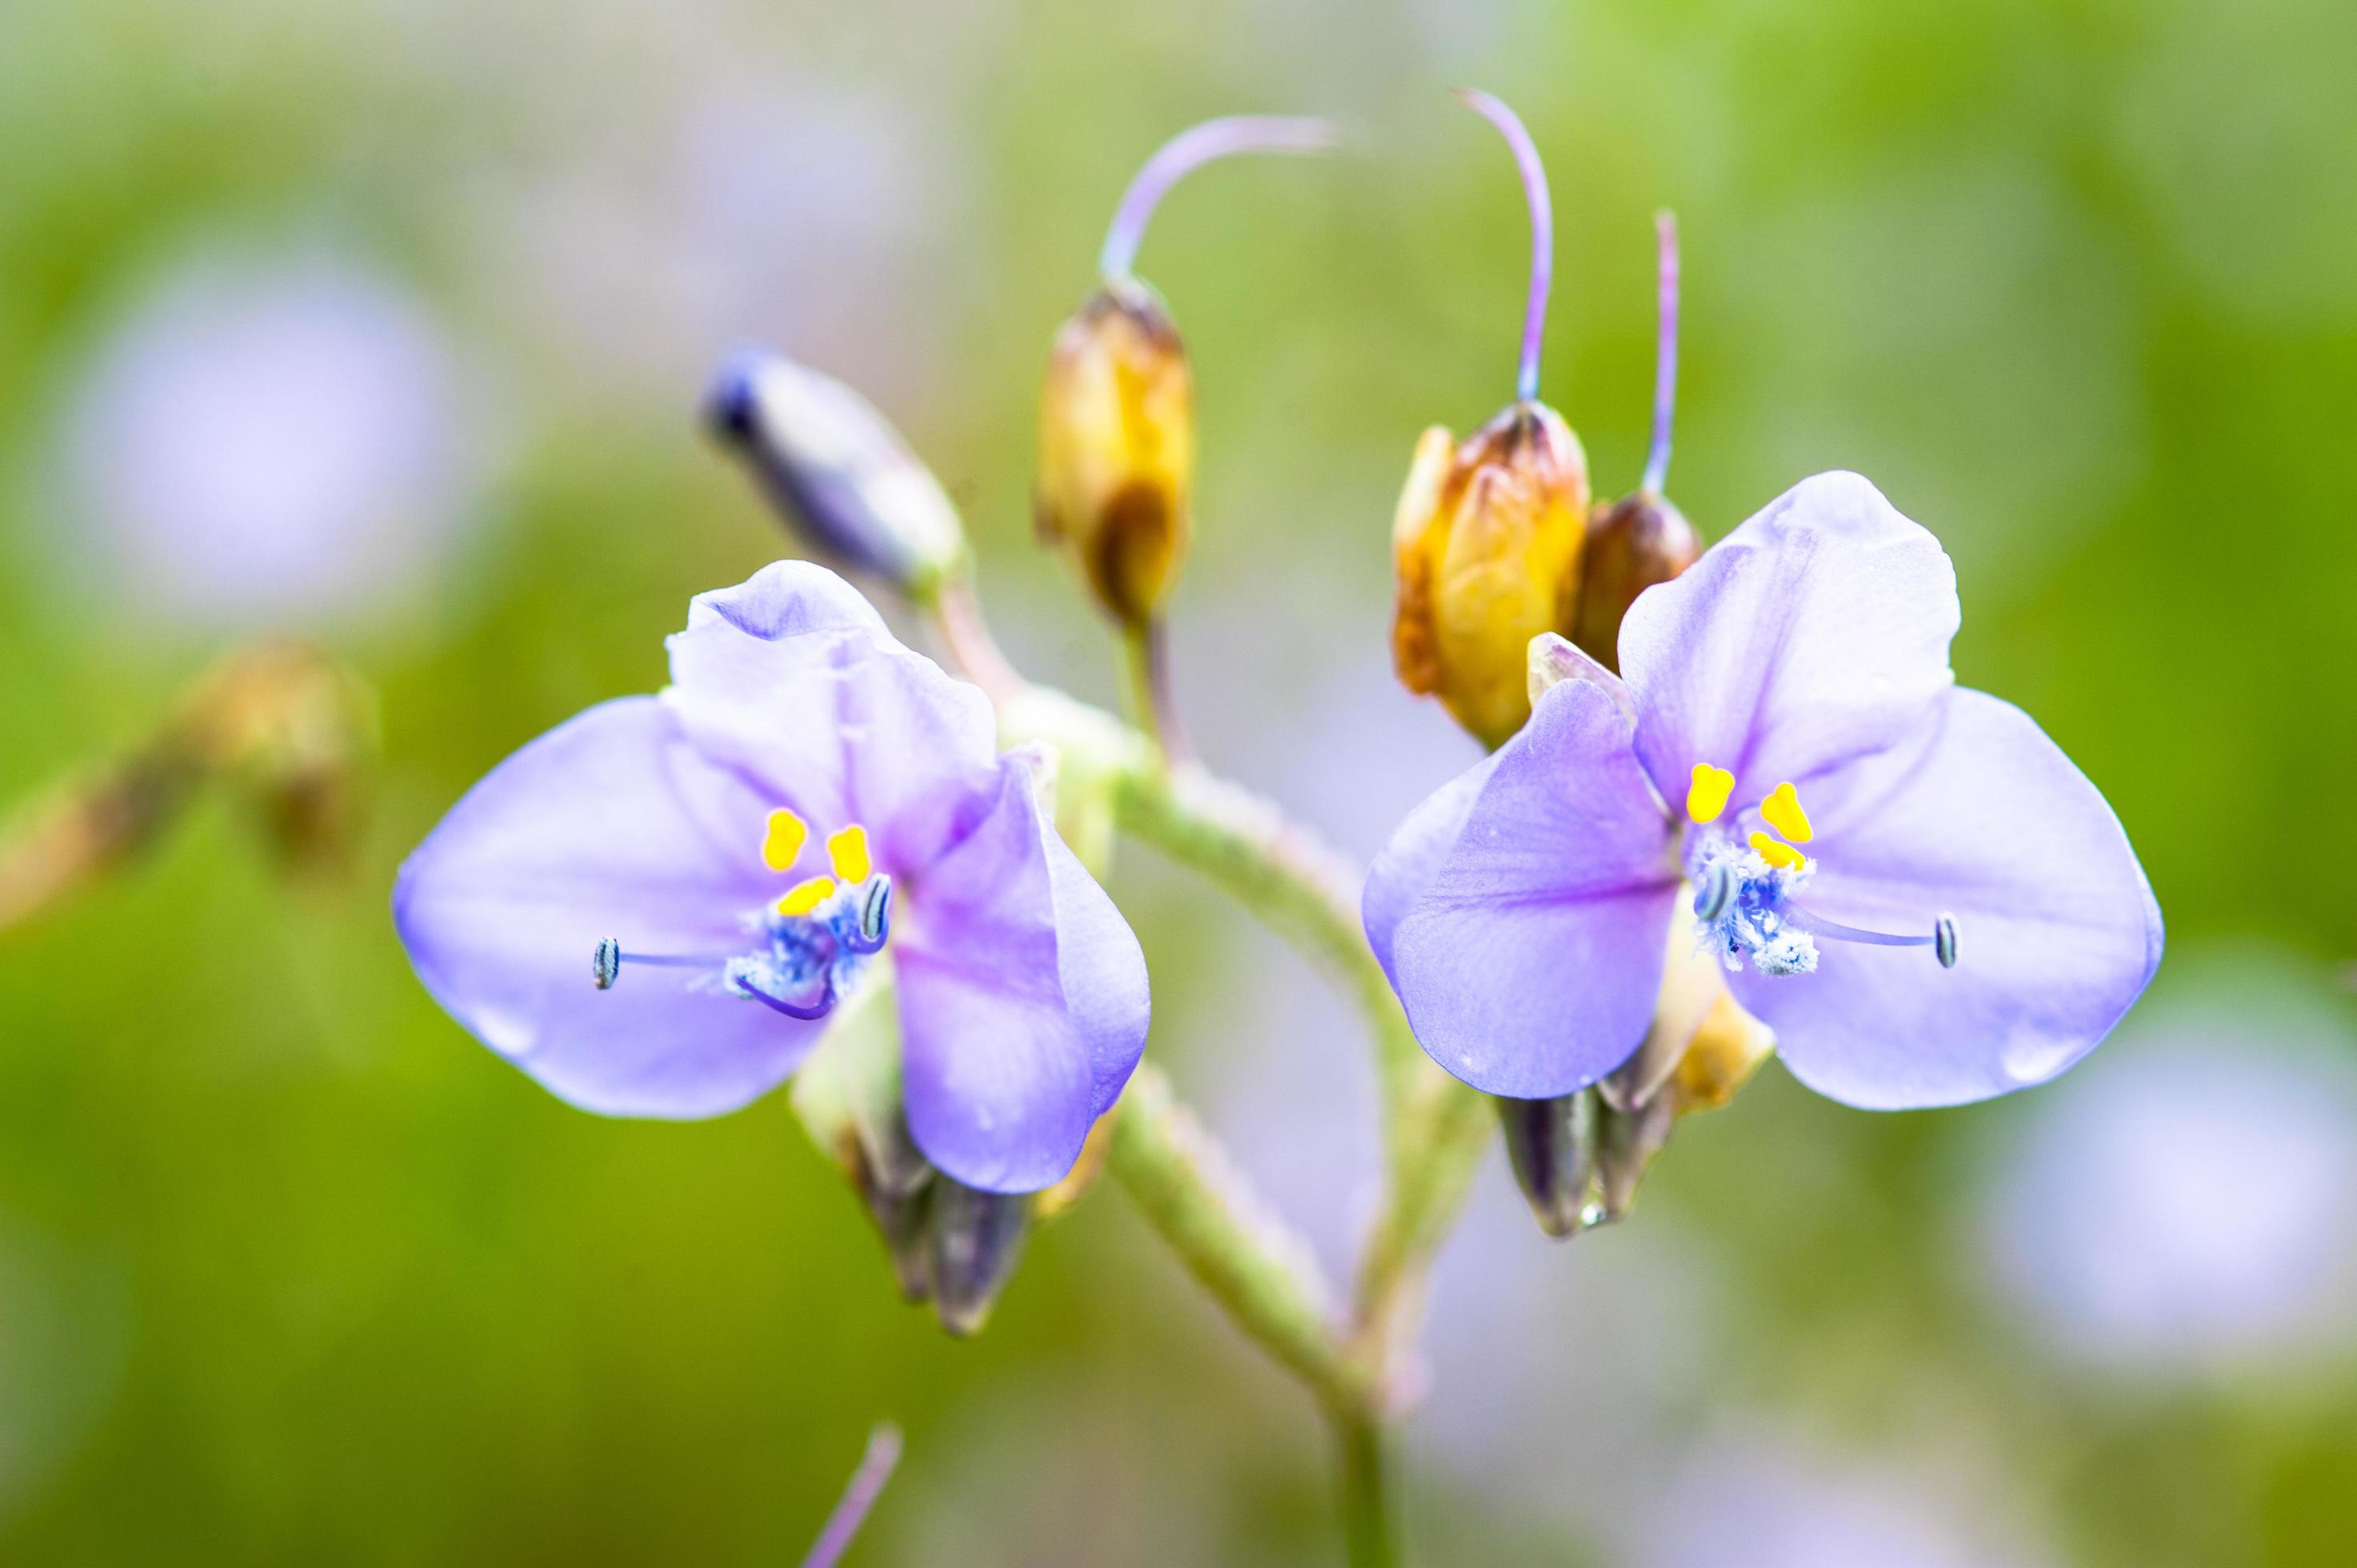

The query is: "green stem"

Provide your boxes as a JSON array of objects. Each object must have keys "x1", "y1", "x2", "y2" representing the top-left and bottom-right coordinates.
[
  {"x1": 1110, "y1": 760, "x2": 1495, "y2": 1386},
  {"x1": 1335, "y1": 1410, "x2": 1400, "y2": 1568},
  {"x1": 1112, "y1": 763, "x2": 1423, "y2": 1118},
  {"x1": 1106, "y1": 1063, "x2": 1371, "y2": 1414}
]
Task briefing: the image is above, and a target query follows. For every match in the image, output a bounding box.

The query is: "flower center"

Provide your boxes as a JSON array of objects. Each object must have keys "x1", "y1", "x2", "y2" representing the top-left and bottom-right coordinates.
[
  {"x1": 589, "y1": 806, "x2": 892, "y2": 1021},
  {"x1": 1682, "y1": 766, "x2": 1955, "y2": 978}
]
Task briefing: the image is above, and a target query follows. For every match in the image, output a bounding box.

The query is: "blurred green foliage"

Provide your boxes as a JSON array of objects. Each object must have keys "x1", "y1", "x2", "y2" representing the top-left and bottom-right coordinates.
[{"x1": 2, "y1": 0, "x2": 2355, "y2": 1562}]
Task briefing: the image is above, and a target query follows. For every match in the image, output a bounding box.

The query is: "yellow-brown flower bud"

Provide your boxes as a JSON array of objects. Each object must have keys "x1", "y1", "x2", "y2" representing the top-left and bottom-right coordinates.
[
  {"x1": 1391, "y1": 401, "x2": 1591, "y2": 749},
  {"x1": 1571, "y1": 490, "x2": 1701, "y2": 672},
  {"x1": 1034, "y1": 282, "x2": 1194, "y2": 631}
]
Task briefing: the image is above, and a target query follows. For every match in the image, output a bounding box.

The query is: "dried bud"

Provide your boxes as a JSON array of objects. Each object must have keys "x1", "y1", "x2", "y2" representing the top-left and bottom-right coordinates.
[
  {"x1": 1391, "y1": 402, "x2": 1591, "y2": 748},
  {"x1": 1571, "y1": 490, "x2": 1700, "y2": 671},
  {"x1": 704, "y1": 350, "x2": 969, "y2": 604},
  {"x1": 0, "y1": 642, "x2": 374, "y2": 934},
  {"x1": 1034, "y1": 282, "x2": 1194, "y2": 630}
]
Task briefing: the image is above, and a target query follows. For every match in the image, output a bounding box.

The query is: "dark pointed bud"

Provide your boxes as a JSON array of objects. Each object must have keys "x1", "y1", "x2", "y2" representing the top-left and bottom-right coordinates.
[
  {"x1": 1034, "y1": 282, "x2": 1194, "y2": 630},
  {"x1": 703, "y1": 350, "x2": 969, "y2": 605},
  {"x1": 1495, "y1": 1089, "x2": 1601, "y2": 1238},
  {"x1": 925, "y1": 1177, "x2": 1031, "y2": 1337},
  {"x1": 846, "y1": 1140, "x2": 936, "y2": 1306},
  {"x1": 1391, "y1": 402, "x2": 1591, "y2": 748},
  {"x1": 1592, "y1": 1088, "x2": 1677, "y2": 1222},
  {"x1": 1571, "y1": 491, "x2": 1700, "y2": 672}
]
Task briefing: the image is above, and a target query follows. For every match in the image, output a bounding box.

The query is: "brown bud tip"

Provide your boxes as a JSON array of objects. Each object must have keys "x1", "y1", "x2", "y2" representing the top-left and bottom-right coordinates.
[
  {"x1": 1571, "y1": 490, "x2": 1700, "y2": 673},
  {"x1": 1390, "y1": 400, "x2": 1591, "y2": 749},
  {"x1": 1035, "y1": 282, "x2": 1194, "y2": 630}
]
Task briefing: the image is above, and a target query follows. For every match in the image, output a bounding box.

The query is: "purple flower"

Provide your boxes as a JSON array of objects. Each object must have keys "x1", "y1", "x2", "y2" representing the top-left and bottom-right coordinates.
[
  {"x1": 393, "y1": 562, "x2": 1148, "y2": 1191},
  {"x1": 1365, "y1": 472, "x2": 2162, "y2": 1107}
]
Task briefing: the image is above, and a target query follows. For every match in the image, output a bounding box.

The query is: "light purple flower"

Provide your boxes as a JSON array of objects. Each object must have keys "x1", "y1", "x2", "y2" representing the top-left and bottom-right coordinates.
[
  {"x1": 1366, "y1": 471, "x2": 2162, "y2": 1106},
  {"x1": 393, "y1": 562, "x2": 1148, "y2": 1192},
  {"x1": 62, "y1": 250, "x2": 477, "y2": 629}
]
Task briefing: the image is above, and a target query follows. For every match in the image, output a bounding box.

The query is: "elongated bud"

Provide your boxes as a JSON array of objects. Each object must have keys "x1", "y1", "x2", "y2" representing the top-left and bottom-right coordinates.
[
  {"x1": 1391, "y1": 402, "x2": 1591, "y2": 748},
  {"x1": 1573, "y1": 213, "x2": 1699, "y2": 670},
  {"x1": 926, "y1": 1177, "x2": 1031, "y2": 1337},
  {"x1": 1038, "y1": 117, "x2": 1334, "y2": 631},
  {"x1": 705, "y1": 350, "x2": 969, "y2": 605}
]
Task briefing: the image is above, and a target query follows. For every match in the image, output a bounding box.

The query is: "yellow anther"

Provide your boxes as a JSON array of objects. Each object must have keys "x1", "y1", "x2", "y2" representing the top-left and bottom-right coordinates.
[
  {"x1": 760, "y1": 808, "x2": 809, "y2": 873},
  {"x1": 1759, "y1": 781, "x2": 1813, "y2": 844},
  {"x1": 777, "y1": 875, "x2": 838, "y2": 917},
  {"x1": 1748, "y1": 831, "x2": 1805, "y2": 871},
  {"x1": 1686, "y1": 764, "x2": 1735, "y2": 825},
  {"x1": 826, "y1": 824, "x2": 872, "y2": 884}
]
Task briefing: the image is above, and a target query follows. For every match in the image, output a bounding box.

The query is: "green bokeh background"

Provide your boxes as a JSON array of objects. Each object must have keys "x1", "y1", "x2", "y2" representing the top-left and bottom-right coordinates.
[{"x1": 2, "y1": 0, "x2": 2354, "y2": 1562}]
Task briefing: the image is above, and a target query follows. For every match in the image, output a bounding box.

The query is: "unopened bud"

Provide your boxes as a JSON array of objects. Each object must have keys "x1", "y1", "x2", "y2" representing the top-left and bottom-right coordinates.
[
  {"x1": 1496, "y1": 1090, "x2": 1600, "y2": 1238},
  {"x1": 1571, "y1": 491, "x2": 1700, "y2": 671},
  {"x1": 926, "y1": 1177, "x2": 1031, "y2": 1337},
  {"x1": 1034, "y1": 282, "x2": 1194, "y2": 630},
  {"x1": 704, "y1": 350, "x2": 968, "y2": 604},
  {"x1": 1391, "y1": 402, "x2": 1591, "y2": 748}
]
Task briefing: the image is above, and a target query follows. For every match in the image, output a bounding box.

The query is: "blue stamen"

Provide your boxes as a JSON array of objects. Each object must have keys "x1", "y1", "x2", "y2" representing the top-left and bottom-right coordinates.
[
  {"x1": 734, "y1": 972, "x2": 837, "y2": 1021},
  {"x1": 589, "y1": 874, "x2": 897, "y2": 1013}
]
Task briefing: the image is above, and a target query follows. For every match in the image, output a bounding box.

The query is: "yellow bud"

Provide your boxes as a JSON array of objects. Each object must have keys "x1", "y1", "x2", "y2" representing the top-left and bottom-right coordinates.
[
  {"x1": 1390, "y1": 401, "x2": 1591, "y2": 749},
  {"x1": 1571, "y1": 490, "x2": 1701, "y2": 672},
  {"x1": 1669, "y1": 990, "x2": 1775, "y2": 1115},
  {"x1": 1034, "y1": 282, "x2": 1194, "y2": 630}
]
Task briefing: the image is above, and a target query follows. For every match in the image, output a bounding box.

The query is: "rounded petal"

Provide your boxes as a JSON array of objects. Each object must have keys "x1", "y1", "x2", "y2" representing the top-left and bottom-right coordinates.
[
  {"x1": 1618, "y1": 471, "x2": 1960, "y2": 816},
  {"x1": 1389, "y1": 679, "x2": 1682, "y2": 1098},
  {"x1": 393, "y1": 698, "x2": 825, "y2": 1117},
  {"x1": 1738, "y1": 689, "x2": 2163, "y2": 1107},
  {"x1": 1363, "y1": 750, "x2": 1503, "y2": 981},
  {"x1": 894, "y1": 757, "x2": 1150, "y2": 1192},
  {"x1": 662, "y1": 561, "x2": 999, "y2": 859}
]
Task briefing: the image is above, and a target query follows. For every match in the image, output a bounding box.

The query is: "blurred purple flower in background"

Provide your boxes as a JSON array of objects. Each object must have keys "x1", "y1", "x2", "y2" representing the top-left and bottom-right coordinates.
[
  {"x1": 1630, "y1": 1426, "x2": 2053, "y2": 1568},
  {"x1": 60, "y1": 250, "x2": 478, "y2": 630},
  {"x1": 394, "y1": 562, "x2": 1147, "y2": 1192},
  {"x1": 1367, "y1": 470, "x2": 2162, "y2": 1106},
  {"x1": 1981, "y1": 953, "x2": 2357, "y2": 1377}
]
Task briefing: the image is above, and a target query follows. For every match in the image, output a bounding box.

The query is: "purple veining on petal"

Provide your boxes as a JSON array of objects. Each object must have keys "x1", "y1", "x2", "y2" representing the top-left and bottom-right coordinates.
[{"x1": 1387, "y1": 679, "x2": 1681, "y2": 1098}]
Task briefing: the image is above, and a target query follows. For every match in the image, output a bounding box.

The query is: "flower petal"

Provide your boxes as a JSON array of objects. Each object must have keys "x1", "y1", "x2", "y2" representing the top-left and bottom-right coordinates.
[
  {"x1": 1389, "y1": 678, "x2": 1682, "y2": 1098},
  {"x1": 894, "y1": 756, "x2": 1149, "y2": 1191},
  {"x1": 662, "y1": 561, "x2": 999, "y2": 866},
  {"x1": 1363, "y1": 750, "x2": 1503, "y2": 980},
  {"x1": 1617, "y1": 471, "x2": 1960, "y2": 817},
  {"x1": 1737, "y1": 688, "x2": 2163, "y2": 1106},
  {"x1": 393, "y1": 697, "x2": 825, "y2": 1117}
]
